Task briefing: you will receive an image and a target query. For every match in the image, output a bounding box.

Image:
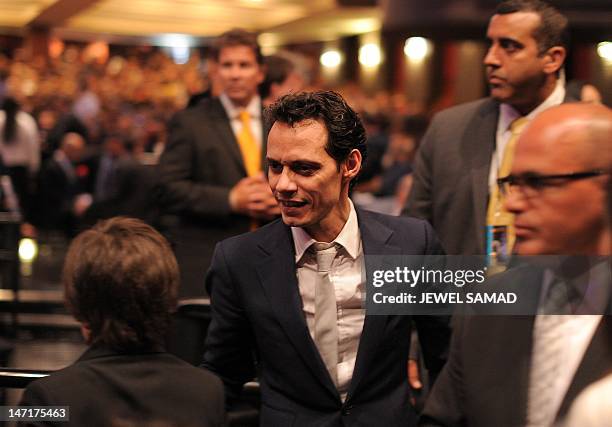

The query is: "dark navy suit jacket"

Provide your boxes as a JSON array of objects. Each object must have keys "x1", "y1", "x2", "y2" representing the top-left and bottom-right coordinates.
[{"x1": 203, "y1": 208, "x2": 451, "y2": 426}]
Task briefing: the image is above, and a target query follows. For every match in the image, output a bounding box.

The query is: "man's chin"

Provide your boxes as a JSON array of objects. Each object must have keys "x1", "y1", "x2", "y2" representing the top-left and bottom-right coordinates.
[
  {"x1": 514, "y1": 241, "x2": 545, "y2": 257},
  {"x1": 227, "y1": 92, "x2": 249, "y2": 105},
  {"x1": 280, "y1": 214, "x2": 304, "y2": 228},
  {"x1": 489, "y1": 87, "x2": 512, "y2": 103}
]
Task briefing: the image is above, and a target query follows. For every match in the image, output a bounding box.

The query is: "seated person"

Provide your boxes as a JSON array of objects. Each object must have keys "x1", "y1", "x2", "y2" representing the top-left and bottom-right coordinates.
[{"x1": 19, "y1": 217, "x2": 225, "y2": 427}]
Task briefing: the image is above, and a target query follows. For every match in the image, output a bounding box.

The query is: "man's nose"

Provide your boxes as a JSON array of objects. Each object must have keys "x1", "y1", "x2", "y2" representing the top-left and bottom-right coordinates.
[
  {"x1": 276, "y1": 168, "x2": 297, "y2": 193},
  {"x1": 503, "y1": 188, "x2": 526, "y2": 215},
  {"x1": 484, "y1": 45, "x2": 501, "y2": 67}
]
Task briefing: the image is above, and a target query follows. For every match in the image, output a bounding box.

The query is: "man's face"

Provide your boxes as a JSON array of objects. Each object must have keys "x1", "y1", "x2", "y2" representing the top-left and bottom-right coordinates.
[
  {"x1": 484, "y1": 12, "x2": 550, "y2": 108},
  {"x1": 267, "y1": 120, "x2": 355, "y2": 240},
  {"x1": 217, "y1": 45, "x2": 264, "y2": 107},
  {"x1": 504, "y1": 122, "x2": 609, "y2": 255}
]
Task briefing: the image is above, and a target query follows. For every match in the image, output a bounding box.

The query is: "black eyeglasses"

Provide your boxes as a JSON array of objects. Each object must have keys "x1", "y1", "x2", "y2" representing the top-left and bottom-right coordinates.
[{"x1": 497, "y1": 170, "x2": 610, "y2": 197}]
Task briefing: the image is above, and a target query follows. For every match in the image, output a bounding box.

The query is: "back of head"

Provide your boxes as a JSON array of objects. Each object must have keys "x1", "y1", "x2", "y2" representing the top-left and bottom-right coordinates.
[
  {"x1": 63, "y1": 217, "x2": 179, "y2": 352},
  {"x1": 260, "y1": 55, "x2": 295, "y2": 99},
  {"x1": 495, "y1": 0, "x2": 569, "y2": 53}
]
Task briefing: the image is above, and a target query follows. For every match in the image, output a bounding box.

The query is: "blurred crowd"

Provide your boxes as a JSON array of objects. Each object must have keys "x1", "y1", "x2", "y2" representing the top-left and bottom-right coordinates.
[{"x1": 0, "y1": 41, "x2": 431, "y2": 238}]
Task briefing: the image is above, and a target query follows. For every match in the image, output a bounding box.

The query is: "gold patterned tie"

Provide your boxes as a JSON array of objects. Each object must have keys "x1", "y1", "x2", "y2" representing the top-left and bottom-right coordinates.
[
  {"x1": 237, "y1": 111, "x2": 260, "y2": 177},
  {"x1": 486, "y1": 116, "x2": 529, "y2": 252}
]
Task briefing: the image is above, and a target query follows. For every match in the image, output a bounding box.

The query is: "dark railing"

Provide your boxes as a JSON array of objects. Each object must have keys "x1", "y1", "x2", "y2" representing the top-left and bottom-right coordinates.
[
  {"x1": 0, "y1": 212, "x2": 21, "y2": 336},
  {"x1": 0, "y1": 368, "x2": 50, "y2": 388}
]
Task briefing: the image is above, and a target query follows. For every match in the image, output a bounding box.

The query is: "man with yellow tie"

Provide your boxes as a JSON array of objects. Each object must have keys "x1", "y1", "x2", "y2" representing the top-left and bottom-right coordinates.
[
  {"x1": 404, "y1": 0, "x2": 576, "y2": 260},
  {"x1": 158, "y1": 29, "x2": 279, "y2": 298}
]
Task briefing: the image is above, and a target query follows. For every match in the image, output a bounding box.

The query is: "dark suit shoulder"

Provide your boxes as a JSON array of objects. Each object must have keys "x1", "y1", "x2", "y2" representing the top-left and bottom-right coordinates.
[
  {"x1": 357, "y1": 208, "x2": 429, "y2": 231},
  {"x1": 170, "y1": 97, "x2": 225, "y2": 125},
  {"x1": 217, "y1": 218, "x2": 286, "y2": 254},
  {"x1": 25, "y1": 351, "x2": 222, "y2": 393},
  {"x1": 431, "y1": 97, "x2": 496, "y2": 123}
]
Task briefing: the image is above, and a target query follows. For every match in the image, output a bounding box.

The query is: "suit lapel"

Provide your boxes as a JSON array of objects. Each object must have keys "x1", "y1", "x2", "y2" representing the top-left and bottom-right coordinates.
[
  {"x1": 464, "y1": 100, "x2": 499, "y2": 253},
  {"x1": 260, "y1": 103, "x2": 270, "y2": 168},
  {"x1": 347, "y1": 210, "x2": 402, "y2": 399},
  {"x1": 206, "y1": 99, "x2": 246, "y2": 175},
  {"x1": 254, "y1": 222, "x2": 340, "y2": 400},
  {"x1": 497, "y1": 315, "x2": 535, "y2": 425}
]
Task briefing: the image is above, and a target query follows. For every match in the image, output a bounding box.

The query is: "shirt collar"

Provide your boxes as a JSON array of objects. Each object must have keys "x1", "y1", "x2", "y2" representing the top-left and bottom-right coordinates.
[
  {"x1": 219, "y1": 93, "x2": 261, "y2": 120},
  {"x1": 291, "y1": 199, "x2": 361, "y2": 264},
  {"x1": 498, "y1": 78, "x2": 565, "y2": 132}
]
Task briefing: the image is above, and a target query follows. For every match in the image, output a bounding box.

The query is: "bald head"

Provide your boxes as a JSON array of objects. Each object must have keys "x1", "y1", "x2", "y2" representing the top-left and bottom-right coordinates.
[
  {"x1": 517, "y1": 103, "x2": 612, "y2": 170},
  {"x1": 506, "y1": 103, "x2": 611, "y2": 255}
]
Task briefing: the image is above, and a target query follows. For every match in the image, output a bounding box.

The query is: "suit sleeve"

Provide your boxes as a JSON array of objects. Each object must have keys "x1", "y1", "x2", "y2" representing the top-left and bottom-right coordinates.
[
  {"x1": 156, "y1": 112, "x2": 233, "y2": 219},
  {"x1": 201, "y1": 242, "x2": 256, "y2": 409},
  {"x1": 402, "y1": 114, "x2": 438, "y2": 222},
  {"x1": 414, "y1": 219, "x2": 451, "y2": 384},
  {"x1": 419, "y1": 317, "x2": 467, "y2": 427}
]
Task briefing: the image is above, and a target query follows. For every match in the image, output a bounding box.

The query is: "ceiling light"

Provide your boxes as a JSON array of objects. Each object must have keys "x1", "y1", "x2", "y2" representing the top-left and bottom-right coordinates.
[
  {"x1": 404, "y1": 37, "x2": 430, "y2": 61},
  {"x1": 597, "y1": 41, "x2": 612, "y2": 61},
  {"x1": 320, "y1": 50, "x2": 342, "y2": 68},
  {"x1": 359, "y1": 43, "x2": 381, "y2": 68}
]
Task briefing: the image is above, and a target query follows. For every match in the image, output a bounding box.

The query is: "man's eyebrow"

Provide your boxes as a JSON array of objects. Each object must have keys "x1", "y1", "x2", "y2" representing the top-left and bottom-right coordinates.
[{"x1": 290, "y1": 160, "x2": 321, "y2": 168}]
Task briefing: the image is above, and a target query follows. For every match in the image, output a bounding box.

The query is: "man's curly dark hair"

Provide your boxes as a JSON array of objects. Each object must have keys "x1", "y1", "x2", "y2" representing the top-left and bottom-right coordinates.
[{"x1": 265, "y1": 91, "x2": 368, "y2": 180}]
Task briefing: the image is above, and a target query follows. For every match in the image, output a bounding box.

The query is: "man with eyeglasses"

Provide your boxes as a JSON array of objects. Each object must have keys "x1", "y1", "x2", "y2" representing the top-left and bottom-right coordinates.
[
  {"x1": 404, "y1": 0, "x2": 574, "y2": 259},
  {"x1": 420, "y1": 103, "x2": 612, "y2": 427}
]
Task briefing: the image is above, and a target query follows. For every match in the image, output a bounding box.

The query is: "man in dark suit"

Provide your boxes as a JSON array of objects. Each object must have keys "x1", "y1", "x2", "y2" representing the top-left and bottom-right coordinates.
[
  {"x1": 404, "y1": 0, "x2": 570, "y2": 257},
  {"x1": 420, "y1": 103, "x2": 612, "y2": 427},
  {"x1": 19, "y1": 217, "x2": 225, "y2": 427},
  {"x1": 37, "y1": 132, "x2": 91, "y2": 237},
  {"x1": 157, "y1": 28, "x2": 279, "y2": 298},
  {"x1": 203, "y1": 91, "x2": 450, "y2": 426}
]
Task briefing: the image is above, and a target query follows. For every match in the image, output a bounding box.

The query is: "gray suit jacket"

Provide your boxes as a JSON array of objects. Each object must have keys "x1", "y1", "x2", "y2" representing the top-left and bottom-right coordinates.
[
  {"x1": 157, "y1": 97, "x2": 268, "y2": 297},
  {"x1": 420, "y1": 265, "x2": 612, "y2": 427},
  {"x1": 405, "y1": 96, "x2": 574, "y2": 255}
]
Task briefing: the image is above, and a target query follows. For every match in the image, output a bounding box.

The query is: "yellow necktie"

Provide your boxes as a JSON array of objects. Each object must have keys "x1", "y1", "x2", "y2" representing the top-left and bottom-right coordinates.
[
  {"x1": 237, "y1": 111, "x2": 260, "y2": 177},
  {"x1": 486, "y1": 116, "x2": 529, "y2": 251}
]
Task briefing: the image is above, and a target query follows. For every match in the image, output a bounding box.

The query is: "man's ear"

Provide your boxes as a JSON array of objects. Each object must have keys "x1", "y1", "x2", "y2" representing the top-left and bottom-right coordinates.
[
  {"x1": 542, "y1": 46, "x2": 566, "y2": 75},
  {"x1": 80, "y1": 323, "x2": 92, "y2": 344},
  {"x1": 256, "y1": 63, "x2": 267, "y2": 85},
  {"x1": 343, "y1": 149, "x2": 362, "y2": 182}
]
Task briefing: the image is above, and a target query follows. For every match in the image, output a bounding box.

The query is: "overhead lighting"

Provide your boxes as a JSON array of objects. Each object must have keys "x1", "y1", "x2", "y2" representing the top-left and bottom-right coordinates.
[
  {"x1": 597, "y1": 41, "x2": 612, "y2": 61},
  {"x1": 404, "y1": 37, "x2": 430, "y2": 61},
  {"x1": 320, "y1": 50, "x2": 342, "y2": 68},
  {"x1": 359, "y1": 43, "x2": 381, "y2": 67},
  {"x1": 154, "y1": 33, "x2": 193, "y2": 64}
]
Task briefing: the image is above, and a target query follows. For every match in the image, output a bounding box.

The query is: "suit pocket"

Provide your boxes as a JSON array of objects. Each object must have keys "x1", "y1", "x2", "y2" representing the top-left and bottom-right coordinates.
[{"x1": 259, "y1": 403, "x2": 295, "y2": 427}]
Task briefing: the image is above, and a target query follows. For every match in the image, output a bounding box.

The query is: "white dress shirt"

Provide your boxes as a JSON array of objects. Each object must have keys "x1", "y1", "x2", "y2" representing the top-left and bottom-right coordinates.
[
  {"x1": 0, "y1": 110, "x2": 40, "y2": 173},
  {"x1": 291, "y1": 200, "x2": 365, "y2": 400},
  {"x1": 488, "y1": 79, "x2": 565, "y2": 189},
  {"x1": 219, "y1": 93, "x2": 263, "y2": 149},
  {"x1": 527, "y1": 264, "x2": 608, "y2": 426}
]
